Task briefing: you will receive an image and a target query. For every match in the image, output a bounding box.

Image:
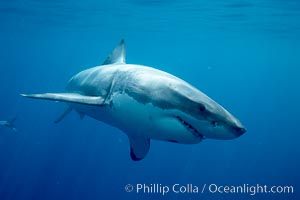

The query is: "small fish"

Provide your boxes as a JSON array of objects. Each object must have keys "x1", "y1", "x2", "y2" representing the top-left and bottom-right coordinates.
[{"x1": 0, "y1": 117, "x2": 17, "y2": 132}]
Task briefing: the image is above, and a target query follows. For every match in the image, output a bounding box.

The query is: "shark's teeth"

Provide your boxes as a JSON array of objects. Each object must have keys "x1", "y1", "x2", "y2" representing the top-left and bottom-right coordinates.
[{"x1": 175, "y1": 116, "x2": 204, "y2": 139}]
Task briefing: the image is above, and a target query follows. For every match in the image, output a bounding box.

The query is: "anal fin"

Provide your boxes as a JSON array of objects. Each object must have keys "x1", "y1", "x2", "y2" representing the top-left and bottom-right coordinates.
[
  {"x1": 54, "y1": 106, "x2": 72, "y2": 124},
  {"x1": 77, "y1": 111, "x2": 85, "y2": 120}
]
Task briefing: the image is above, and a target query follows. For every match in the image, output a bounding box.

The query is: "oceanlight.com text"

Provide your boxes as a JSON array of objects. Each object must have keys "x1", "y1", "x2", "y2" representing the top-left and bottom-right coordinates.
[
  {"x1": 207, "y1": 183, "x2": 294, "y2": 195},
  {"x1": 124, "y1": 183, "x2": 294, "y2": 196}
]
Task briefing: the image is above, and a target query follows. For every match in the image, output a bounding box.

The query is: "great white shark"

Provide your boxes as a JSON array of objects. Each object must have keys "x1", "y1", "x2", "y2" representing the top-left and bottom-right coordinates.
[{"x1": 22, "y1": 40, "x2": 246, "y2": 161}]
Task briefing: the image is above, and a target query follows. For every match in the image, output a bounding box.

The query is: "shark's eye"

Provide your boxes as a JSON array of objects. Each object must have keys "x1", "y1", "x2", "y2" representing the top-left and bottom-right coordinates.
[
  {"x1": 212, "y1": 121, "x2": 218, "y2": 127},
  {"x1": 199, "y1": 104, "x2": 206, "y2": 112}
]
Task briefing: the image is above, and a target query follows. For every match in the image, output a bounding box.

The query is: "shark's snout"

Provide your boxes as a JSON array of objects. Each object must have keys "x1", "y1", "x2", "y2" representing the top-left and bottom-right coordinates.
[{"x1": 232, "y1": 126, "x2": 247, "y2": 137}]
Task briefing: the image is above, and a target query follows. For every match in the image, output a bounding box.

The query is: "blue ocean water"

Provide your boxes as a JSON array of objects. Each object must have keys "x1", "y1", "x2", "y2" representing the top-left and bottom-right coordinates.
[{"x1": 0, "y1": 0, "x2": 299, "y2": 199}]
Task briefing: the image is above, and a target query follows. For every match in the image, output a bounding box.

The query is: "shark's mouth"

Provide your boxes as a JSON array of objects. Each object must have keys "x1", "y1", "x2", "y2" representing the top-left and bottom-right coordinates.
[{"x1": 175, "y1": 116, "x2": 204, "y2": 139}]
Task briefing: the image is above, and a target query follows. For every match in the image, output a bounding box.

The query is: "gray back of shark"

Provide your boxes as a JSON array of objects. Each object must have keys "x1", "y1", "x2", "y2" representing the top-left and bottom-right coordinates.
[{"x1": 22, "y1": 40, "x2": 246, "y2": 161}]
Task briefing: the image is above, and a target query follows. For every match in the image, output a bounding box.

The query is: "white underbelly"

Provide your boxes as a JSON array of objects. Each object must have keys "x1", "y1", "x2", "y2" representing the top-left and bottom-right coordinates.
[{"x1": 73, "y1": 93, "x2": 201, "y2": 144}]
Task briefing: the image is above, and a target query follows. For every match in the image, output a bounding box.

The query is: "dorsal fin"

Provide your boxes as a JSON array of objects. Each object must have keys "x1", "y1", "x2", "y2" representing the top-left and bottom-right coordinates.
[{"x1": 102, "y1": 39, "x2": 126, "y2": 65}]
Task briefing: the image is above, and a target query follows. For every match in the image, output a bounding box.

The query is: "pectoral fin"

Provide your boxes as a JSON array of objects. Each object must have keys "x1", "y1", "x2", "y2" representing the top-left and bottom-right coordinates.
[
  {"x1": 21, "y1": 93, "x2": 105, "y2": 105},
  {"x1": 129, "y1": 136, "x2": 150, "y2": 161}
]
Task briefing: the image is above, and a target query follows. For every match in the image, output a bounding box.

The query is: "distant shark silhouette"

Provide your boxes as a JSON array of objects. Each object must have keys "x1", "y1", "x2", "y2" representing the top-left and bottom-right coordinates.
[
  {"x1": 0, "y1": 117, "x2": 17, "y2": 132},
  {"x1": 22, "y1": 40, "x2": 246, "y2": 161}
]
